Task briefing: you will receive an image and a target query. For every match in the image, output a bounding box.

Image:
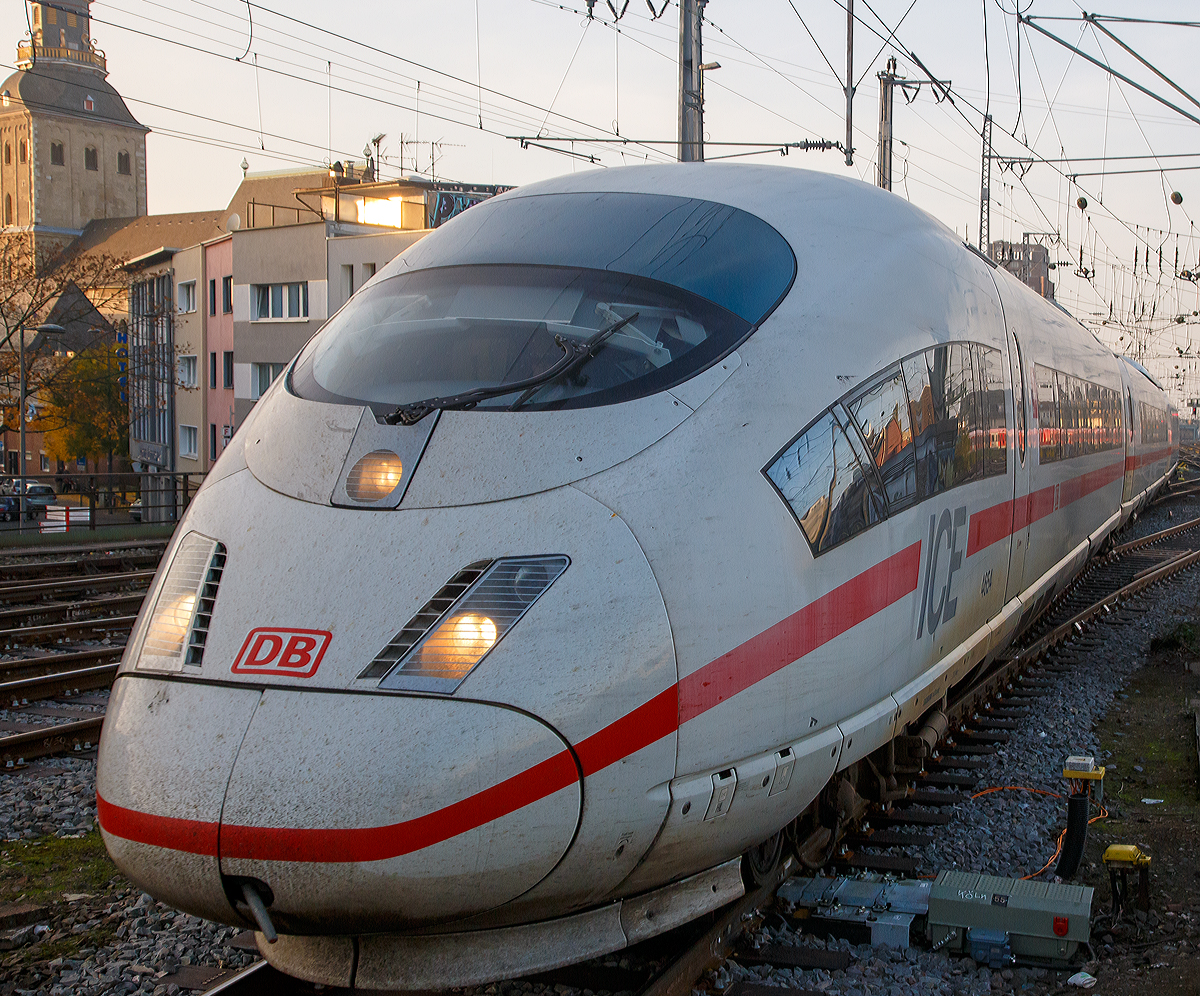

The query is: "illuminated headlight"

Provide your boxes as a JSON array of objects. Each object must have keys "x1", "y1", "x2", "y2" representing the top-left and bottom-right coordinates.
[
  {"x1": 345, "y1": 449, "x2": 404, "y2": 502},
  {"x1": 376, "y1": 556, "x2": 569, "y2": 693},
  {"x1": 134, "y1": 532, "x2": 227, "y2": 672}
]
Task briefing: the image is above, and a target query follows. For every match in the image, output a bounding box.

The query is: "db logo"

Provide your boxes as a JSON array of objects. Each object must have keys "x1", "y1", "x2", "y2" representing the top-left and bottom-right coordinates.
[{"x1": 231, "y1": 628, "x2": 331, "y2": 678}]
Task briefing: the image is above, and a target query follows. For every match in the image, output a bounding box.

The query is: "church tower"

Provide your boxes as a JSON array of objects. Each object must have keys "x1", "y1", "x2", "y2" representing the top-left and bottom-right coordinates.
[{"x1": 0, "y1": 1, "x2": 148, "y2": 252}]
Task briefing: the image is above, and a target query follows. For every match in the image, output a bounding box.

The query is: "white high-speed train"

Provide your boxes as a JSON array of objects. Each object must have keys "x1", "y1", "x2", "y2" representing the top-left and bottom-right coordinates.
[{"x1": 96, "y1": 165, "x2": 1178, "y2": 989}]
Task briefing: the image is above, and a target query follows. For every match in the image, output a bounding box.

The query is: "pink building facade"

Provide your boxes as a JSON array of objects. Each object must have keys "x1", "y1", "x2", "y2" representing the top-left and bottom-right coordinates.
[{"x1": 204, "y1": 234, "x2": 235, "y2": 469}]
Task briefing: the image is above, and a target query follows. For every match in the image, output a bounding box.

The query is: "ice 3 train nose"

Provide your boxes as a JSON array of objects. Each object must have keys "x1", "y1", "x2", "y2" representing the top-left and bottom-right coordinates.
[{"x1": 97, "y1": 676, "x2": 582, "y2": 934}]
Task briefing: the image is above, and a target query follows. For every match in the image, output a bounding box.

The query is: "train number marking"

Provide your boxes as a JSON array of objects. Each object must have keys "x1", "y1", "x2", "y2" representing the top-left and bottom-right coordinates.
[
  {"x1": 232, "y1": 627, "x2": 332, "y2": 678},
  {"x1": 980, "y1": 569, "x2": 993, "y2": 597},
  {"x1": 916, "y1": 505, "x2": 967, "y2": 640}
]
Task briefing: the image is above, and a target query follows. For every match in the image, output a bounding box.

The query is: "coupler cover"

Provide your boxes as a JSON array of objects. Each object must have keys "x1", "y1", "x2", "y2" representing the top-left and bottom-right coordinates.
[{"x1": 927, "y1": 871, "x2": 1092, "y2": 967}]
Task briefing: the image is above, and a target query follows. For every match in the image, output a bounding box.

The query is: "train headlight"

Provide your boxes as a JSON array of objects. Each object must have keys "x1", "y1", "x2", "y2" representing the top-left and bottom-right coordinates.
[
  {"x1": 415, "y1": 612, "x2": 499, "y2": 669},
  {"x1": 375, "y1": 556, "x2": 569, "y2": 693},
  {"x1": 345, "y1": 449, "x2": 404, "y2": 502},
  {"x1": 132, "y1": 532, "x2": 227, "y2": 672}
]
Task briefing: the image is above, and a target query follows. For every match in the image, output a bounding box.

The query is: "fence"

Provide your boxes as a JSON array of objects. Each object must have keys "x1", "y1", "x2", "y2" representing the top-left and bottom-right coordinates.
[{"x1": 0, "y1": 471, "x2": 206, "y2": 538}]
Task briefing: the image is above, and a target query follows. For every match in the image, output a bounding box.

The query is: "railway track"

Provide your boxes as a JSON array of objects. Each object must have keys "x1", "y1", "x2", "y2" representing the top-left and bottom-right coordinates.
[{"x1": 0, "y1": 540, "x2": 164, "y2": 766}]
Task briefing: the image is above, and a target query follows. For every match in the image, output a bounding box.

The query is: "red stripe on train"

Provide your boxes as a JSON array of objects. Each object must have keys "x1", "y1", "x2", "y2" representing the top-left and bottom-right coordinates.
[{"x1": 98, "y1": 546, "x2": 923, "y2": 863}]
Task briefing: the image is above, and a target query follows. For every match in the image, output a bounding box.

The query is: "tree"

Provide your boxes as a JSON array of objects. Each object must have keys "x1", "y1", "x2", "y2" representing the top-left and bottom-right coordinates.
[
  {"x1": 41, "y1": 342, "x2": 129, "y2": 475},
  {"x1": 0, "y1": 233, "x2": 127, "y2": 423}
]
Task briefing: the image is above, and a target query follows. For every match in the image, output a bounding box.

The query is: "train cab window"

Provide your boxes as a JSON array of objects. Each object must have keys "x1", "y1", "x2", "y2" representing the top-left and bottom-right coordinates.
[
  {"x1": 765, "y1": 412, "x2": 885, "y2": 556},
  {"x1": 845, "y1": 364, "x2": 916, "y2": 511},
  {"x1": 291, "y1": 192, "x2": 795, "y2": 413}
]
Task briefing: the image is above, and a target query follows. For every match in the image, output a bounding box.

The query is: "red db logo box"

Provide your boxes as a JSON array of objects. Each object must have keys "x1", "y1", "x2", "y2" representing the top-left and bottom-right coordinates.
[{"x1": 232, "y1": 628, "x2": 331, "y2": 678}]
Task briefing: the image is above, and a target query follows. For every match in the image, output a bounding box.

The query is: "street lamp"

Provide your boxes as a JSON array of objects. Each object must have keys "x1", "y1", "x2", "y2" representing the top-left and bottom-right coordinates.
[{"x1": 17, "y1": 322, "x2": 65, "y2": 530}]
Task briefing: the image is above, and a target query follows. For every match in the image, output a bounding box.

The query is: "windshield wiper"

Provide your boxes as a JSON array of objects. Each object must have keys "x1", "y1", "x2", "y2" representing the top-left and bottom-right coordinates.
[{"x1": 384, "y1": 312, "x2": 639, "y2": 426}]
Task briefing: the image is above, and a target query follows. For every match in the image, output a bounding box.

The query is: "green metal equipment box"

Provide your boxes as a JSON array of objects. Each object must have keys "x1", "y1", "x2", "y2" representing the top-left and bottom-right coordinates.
[{"x1": 927, "y1": 871, "x2": 1093, "y2": 967}]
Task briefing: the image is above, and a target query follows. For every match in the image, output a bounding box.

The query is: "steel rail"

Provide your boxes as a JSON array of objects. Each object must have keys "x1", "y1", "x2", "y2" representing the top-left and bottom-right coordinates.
[
  {"x1": 0, "y1": 537, "x2": 168, "y2": 558},
  {"x1": 0, "y1": 614, "x2": 137, "y2": 645},
  {"x1": 0, "y1": 715, "x2": 104, "y2": 765},
  {"x1": 0, "y1": 569, "x2": 154, "y2": 602},
  {"x1": 0, "y1": 593, "x2": 146, "y2": 628},
  {"x1": 0, "y1": 552, "x2": 162, "y2": 583},
  {"x1": 0, "y1": 664, "x2": 118, "y2": 705},
  {"x1": 640, "y1": 857, "x2": 795, "y2": 996},
  {"x1": 0, "y1": 646, "x2": 125, "y2": 677}
]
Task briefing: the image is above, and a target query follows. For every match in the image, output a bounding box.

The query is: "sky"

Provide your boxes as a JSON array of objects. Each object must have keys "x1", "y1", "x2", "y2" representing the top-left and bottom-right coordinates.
[{"x1": 5, "y1": 1, "x2": 1200, "y2": 401}]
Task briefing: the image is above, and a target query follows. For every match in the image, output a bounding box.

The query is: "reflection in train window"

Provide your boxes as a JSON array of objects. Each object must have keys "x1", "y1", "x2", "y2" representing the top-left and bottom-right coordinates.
[
  {"x1": 846, "y1": 364, "x2": 916, "y2": 511},
  {"x1": 765, "y1": 412, "x2": 885, "y2": 556},
  {"x1": 977, "y1": 344, "x2": 1007, "y2": 478},
  {"x1": 1035, "y1": 363, "x2": 1122, "y2": 463},
  {"x1": 1140, "y1": 401, "x2": 1168, "y2": 444},
  {"x1": 902, "y1": 342, "x2": 987, "y2": 500}
]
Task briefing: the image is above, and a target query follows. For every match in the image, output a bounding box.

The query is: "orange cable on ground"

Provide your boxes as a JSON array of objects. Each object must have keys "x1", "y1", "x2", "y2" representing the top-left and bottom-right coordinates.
[{"x1": 970, "y1": 785, "x2": 1063, "y2": 800}]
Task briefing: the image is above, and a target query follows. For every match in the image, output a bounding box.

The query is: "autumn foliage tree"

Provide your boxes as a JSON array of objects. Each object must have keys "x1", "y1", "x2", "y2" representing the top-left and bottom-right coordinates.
[
  {"x1": 41, "y1": 343, "x2": 129, "y2": 474},
  {"x1": 0, "y1": 233, "x2": 126, "y2": 443}
]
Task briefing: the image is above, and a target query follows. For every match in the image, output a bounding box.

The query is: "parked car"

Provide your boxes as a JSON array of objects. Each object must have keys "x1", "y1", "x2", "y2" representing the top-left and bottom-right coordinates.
[
  {"x1": 0, "y1": 495, "x2": 19, "y2": 522},
  {"x1": 24, "y1": 485, "x2": 58, "y2": 519}
]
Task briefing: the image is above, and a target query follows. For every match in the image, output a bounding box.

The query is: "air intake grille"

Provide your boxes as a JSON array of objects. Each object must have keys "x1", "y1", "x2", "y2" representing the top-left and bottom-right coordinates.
[
  {"x1": 358, "y1": 562, "x2": 492, "y2": 679},
  {"x1": 185, "y1": 543, "x2": 227, "y2": 666},
  {"x1": 370, "y1": 556, "x2": 569, "y2": 693}
]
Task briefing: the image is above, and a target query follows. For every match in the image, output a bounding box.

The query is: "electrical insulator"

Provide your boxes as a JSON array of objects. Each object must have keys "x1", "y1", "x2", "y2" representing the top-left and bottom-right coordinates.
[
  {"x1": 1171, "y1": 191, "x2": 1183, "y2": 205},
  {"x1": 1077, "y1": 196, "x2": 1088, "y2": 210}
]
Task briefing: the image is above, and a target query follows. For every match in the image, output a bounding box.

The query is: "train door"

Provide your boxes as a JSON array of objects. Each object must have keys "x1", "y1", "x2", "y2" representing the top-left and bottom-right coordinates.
[
  {"x1": 1003, "y1": 328, "x2": 1033, "y2": 602},
  {"x1": 1121, "y1": 371, "x2": 1136, "y2": 503}
]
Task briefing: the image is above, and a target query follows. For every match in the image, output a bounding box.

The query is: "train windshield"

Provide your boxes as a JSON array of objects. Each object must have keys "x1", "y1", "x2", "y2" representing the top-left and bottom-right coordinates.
[{"x1": 291, "y1": 191, "x2": 795, "y2": 412}]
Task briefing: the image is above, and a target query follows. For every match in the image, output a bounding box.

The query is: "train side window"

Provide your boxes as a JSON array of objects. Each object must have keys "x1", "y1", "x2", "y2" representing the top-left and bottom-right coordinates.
[
  {"x1": 901, "y1": 342, "x2": 979, "y2": 498},
  {"x1": 1035, "y1": 364, "x2": 1059, "y2": 463},
  {"x1": 902, "y1": 350, "x2": 938, "y2": 501},
  {"x1": 976, "y1": 344, "x2": 1007, "y2": 478},
  {"x1": 845, "y1": 364, "x2": 917, "y2": 511},
  {"x1": 1055, "y1": 371, "x2": 1074, "y2": 460},
  {"x1": 1126, "y1": 389, "x2": 1134, "y2": 442},
  {"x1": 945, "y1": 342, "x2": 981, "y2": 487},
  {"x1": 764, "y1": 412, "x2": 886, "y2": 556}
]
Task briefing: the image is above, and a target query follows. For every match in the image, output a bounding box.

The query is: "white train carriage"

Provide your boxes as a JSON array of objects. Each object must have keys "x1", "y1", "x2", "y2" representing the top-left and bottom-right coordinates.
[{"x1": 95, "y1": 165, "x2": 1177, "y2": 989}]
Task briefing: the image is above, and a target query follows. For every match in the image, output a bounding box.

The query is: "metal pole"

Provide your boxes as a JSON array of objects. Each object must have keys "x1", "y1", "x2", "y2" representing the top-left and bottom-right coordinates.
[
  {"x1": 979, "y1": 113, "x2": 993, "y2": 254},
  {"x1": 678, "y1": 0, "x2": 705, "y2": 162},
  {"x1": 844, "y1": 0, "x2": 854, "y2": 166},
  {"x1": 877, "y1": 56, "x2": 896, "y2": 189},
  {"x1": 17, "y1": 327, "x2": 25, "y2": 532}
]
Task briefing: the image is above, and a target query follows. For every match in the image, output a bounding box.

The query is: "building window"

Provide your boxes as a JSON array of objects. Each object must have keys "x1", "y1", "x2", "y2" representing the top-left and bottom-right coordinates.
[
  {"x1": 116, "y1": 150, "x2": 130, "y2": 174},
  {"x1": 363, "y1": 262, "x2": 376, "y2": 282},
  {"x1": 3, "y1": 143, "x2": 9, "y2": 164},
  {"x1": 223, "y1": 351, "x2": 234, "y2": 388},
  {"x1": 40, "y1": 453, "x2": 50, "y2": 473},
  {"x1": 210, "y1": 352, "x2": 217, "y2": 389},
  {"x1": 250, "y1": 362, "x2": 287, "y2": 400},
  {"x1": 177, "y1": 280, "x2": 196, "y2": 313},
  {"x1": 178, "y1": 355, "x2": 198, "y2": 389},
  {"x1": 50, "y1": 142, "x2": 64, "y2": 166},
  {"x1": 84, "y1": 95, "x2": 94, "y2": 112},
  {"x1": 222, "y1": 275, "x2": 232, "y2": 313},
  {"x1": 342, "y1": 263, "x2": 354, "y2": 300},
  {"x1": 84, "y1": 146, "x2": 98, "y2": 171},
  {"x1": 209, "y1": 278, "x2": 217, "y2": 315},
  {"x1": 179, "y1": 425, "x2": 199, "y2": 461},
  {"x1": 19, "y1": 141, "x2": 27, "y2": 164},
  {"x1": 3, "y1": 195, "x2": 10, "y2": 226},
  {"x1": 251, "y1": 282, "x2": 308, "y2": 320},
  {"x1": 210, "y1": 424, "x2": 218, "y2": 461},
  {"x1": 47, "y1": 7, "x2": 55, "y2": 24},
  {"x1": 67, "y1": 11, "x2": 77, "y2": 27}
]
